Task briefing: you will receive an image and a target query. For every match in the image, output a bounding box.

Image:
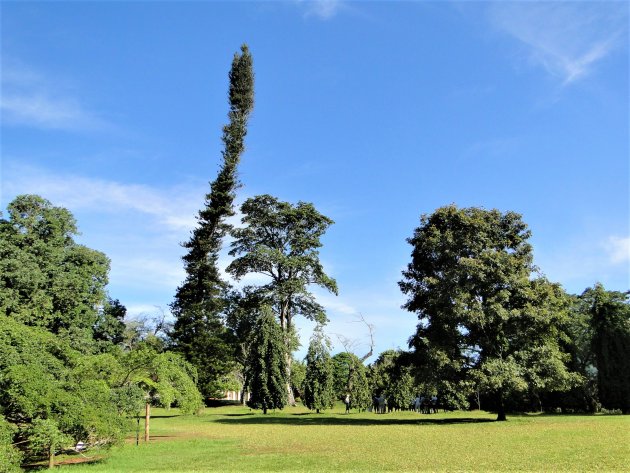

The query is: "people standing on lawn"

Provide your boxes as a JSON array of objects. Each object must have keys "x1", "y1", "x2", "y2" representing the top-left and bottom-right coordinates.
[
  {"x1": 344, "y1": 394, "x2": 350, "y2": 414},
  {"x1": 414, "y1": 395, "x2": 422, "y2": 412},
  {"x1": 377, "y1": 394, "x2": 386, "y2": 414}
]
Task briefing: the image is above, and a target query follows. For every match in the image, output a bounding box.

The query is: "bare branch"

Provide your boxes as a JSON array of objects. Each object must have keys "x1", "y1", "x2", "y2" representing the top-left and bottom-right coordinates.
[{"x1": 355, "y1": 312, "x2": 375, "y2": 363}]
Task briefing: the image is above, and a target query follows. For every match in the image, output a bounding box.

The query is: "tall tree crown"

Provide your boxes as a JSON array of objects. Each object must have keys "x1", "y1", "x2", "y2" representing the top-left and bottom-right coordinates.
[
  {"x1": 400, "y1": 205, "x2": 577, "y2": 420},
  {"x1": 171, "y1": 44, "x2": 254, "y2": 398}
]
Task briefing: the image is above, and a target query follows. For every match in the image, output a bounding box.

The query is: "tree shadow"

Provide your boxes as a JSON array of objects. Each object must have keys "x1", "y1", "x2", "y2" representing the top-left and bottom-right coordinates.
[{"x1": 213, "y1": 414, "x2": 495, "y2": 427}]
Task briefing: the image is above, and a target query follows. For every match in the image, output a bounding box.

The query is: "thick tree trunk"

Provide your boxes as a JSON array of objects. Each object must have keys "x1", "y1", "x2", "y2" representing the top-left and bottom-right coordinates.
[
  {"x1": 145, "y1": 402, "x2": 151, "y2": 442},
  {"x1": 240, "y1": 373, "x2": 248, "y2": 405},
  {"x1": 48, "y1": 446, "x2": 55, "y2": 469}
]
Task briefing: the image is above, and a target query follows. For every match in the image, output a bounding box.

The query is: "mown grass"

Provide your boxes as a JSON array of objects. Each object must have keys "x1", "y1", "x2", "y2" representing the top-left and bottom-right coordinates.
[{"x1": 56, "y1": 404, "x2": 629, "y2": 472}]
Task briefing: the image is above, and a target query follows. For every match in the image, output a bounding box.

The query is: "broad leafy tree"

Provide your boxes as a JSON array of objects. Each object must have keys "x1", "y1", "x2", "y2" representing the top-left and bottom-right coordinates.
[
  {"x1": 0, "y1": 315, "x2": 128, "y2": 467},
  {"x1": 0, "y1": 194, "x2": 110, "y2": 352},
  {"x1": 228, "y1": 194, "x2": 337, "y2": 403},
  {"x1": 171, "y1": 44, "x2": 254, "y2": 399},
  {"x1": 303, "y1": 326, "x2": 335, "y2": 413},
  {"x1": 245, "y1": 307, "x2": 288, "y2": 414},
  {"x1": 400, "y1": 205, "x2": 578, "y2": 420},
  {"x1": 117, "y1": 344, "x2": 203, "y2": 441}
]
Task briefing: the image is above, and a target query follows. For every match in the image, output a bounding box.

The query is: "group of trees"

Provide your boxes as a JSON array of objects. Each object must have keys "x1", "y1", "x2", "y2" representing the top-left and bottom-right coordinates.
[
  {"x1": 0, "y1": 195, "x2": 203, "y2": 470},
  {"x1": 2, "y1": 41, "x2": 628, "y2": 471},
  {"x1": 399, "y1": 205, "x2": 629, "y2": 419},
  {"x1": 168, "y1": 44, "x2": 339, "y2": 413}
]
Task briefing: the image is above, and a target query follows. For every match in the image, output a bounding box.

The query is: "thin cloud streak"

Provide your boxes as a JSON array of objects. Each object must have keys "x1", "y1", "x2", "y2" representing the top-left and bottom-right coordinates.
[
  {"x1": 488, "y1": 2, "x2": 627, "y2": 85},
  {"x1": 298, "y1": 0, "x2": 345, "y2": 20}
]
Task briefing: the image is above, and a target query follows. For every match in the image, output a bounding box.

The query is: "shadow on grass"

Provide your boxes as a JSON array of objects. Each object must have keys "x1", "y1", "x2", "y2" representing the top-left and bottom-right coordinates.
[
  {"x1": 213, "y1": 414, "x2": 495, "y2": 427},
  {"x1": 23, "y1": 454, "x2": 105, "y2": 471}
]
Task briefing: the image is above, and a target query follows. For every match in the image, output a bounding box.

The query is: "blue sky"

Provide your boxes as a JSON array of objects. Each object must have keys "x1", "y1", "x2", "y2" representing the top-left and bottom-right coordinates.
[{"x1": 2, "y1": 1, "x2": 628, "y2": 361}]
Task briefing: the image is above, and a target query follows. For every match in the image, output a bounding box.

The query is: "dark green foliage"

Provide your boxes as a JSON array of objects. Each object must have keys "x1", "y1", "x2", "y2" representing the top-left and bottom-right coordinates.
[
  {"x1": 246, "y1": 307, "x2": 288, "y2": 414},
  {"x1": 369, "y1": 350, "x2": 416, "y2": 410},
  {"x1": 224, "y1": 287, "x2": 268, "y2": 401},
  {"x1": 94, "y1": 298, "x2": 127, "y2": 351},
  {"x1": 0, "y1": 194, "x2": 110, "y2": 352},
  {"x1": 583, "y1": 284, "x2": 630, "y2": 413},
  {"x1": 400, "y1": 205, "x2": 578, "y2": 420},
  {"x1": 332, "y1": 352, "x2": 355, "y2": 399},
  {"x1": 303, "y1": 326, "x2": 335, "y2": 413},
  {"x1": 347, "y1": 359, "x2": 371, "y2": 411},
  {"x1": 171, "y1": 44, "x2": 254, "y2": 399},
  {"x1": 290, "y1": 360, "x2": 306, "y2": 400},
  {"x1": 368, "y1": 350, "x2": 398, "y2": 398},
  {"x1": 332, "y1": 352, "x2": 371, "y2": 411}
]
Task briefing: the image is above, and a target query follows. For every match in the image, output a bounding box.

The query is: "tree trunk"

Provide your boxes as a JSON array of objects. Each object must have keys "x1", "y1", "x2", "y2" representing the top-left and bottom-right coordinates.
[
  {"x1": 136, "y1": 416, "x2": 140, "y2": 446},
  {"x1": 263, "y1": 406, "x2": 267, "y2": 414},
  {"x1": 496, "y1": 391, "x2": 507, "y2": 421},
  {"x1": 48, "y1": 446, "x2": 55, "y2": 469},
  {"x1": 284, "y1": 319, "x2": 295, "y2": 406},
  {"x1": 145, "y1": 402, "x2": 151, "y2": 442},
  {"x1": 240, "y1": 374, "x2": 248, "y2": 405}
]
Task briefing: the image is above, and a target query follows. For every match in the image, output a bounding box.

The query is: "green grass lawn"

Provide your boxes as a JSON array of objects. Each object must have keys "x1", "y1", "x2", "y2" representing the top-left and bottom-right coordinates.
[{"x1": 56, "y1": 404, "x2": 629, "y2": 472}]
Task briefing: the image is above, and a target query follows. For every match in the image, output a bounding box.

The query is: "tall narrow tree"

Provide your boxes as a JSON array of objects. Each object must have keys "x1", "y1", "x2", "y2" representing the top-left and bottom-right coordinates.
[
  {"x1": 303, "y1": 325, "x2": 335, "y2": 413},
  {"x1": 171, "y1": 44, "x2": 254, "y2": 399},
  {"x1": 246, "y1": 306, "x2": 288, "y2": 414}
]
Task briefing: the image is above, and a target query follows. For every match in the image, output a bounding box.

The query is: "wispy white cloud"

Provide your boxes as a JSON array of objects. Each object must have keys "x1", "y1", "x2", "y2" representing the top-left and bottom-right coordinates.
[
  {"x1": 605, "y1": 236, "x2": 630, "y2": 265},
  {"x1": 2, "y1": 163, "x2": 200, "y2": 233},
  {"x1": 298, "y1": 0, "x2": 345, "y2": 20},
  {"x1": 488, "y1": 2, "x2": 627, "y2": 85},
  {"x1": 535, "y1": 232, "x2": 630, "y2": 293},
  {"x1": 1, "y1": 62, "x2": 108, "y2": 130},
  {"x1": 1, "y1": 163, "x2": 206, "y2": 307}
]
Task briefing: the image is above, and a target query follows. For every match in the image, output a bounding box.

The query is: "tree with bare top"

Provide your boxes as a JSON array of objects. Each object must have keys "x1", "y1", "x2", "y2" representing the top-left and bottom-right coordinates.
[{"x1": 333, "y1": 313, "x2": 375, "y2": 412}]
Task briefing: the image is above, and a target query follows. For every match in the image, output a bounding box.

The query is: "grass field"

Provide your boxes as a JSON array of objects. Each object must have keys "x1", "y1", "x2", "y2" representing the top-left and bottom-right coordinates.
[{"x1": 55, "y1": 404, "x2": 629, "y2": 472}]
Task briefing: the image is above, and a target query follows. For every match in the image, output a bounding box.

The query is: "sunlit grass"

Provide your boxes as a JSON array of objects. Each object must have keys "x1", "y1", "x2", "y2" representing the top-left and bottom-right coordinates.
[{"x1": 56, "y1": 404, "x2": 629, "y2": 472}]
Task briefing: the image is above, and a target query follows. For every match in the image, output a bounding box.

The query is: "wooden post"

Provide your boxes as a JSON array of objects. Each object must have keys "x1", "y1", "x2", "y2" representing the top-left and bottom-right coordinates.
[{"x1": 144, "y1": 402, "x2": 150, "y2": 442}]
